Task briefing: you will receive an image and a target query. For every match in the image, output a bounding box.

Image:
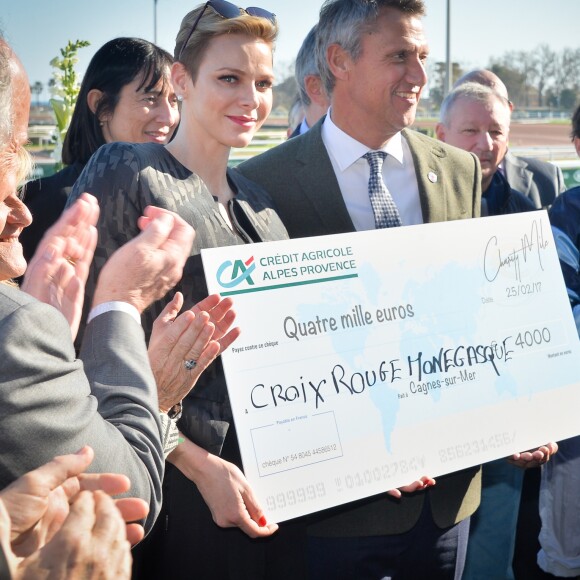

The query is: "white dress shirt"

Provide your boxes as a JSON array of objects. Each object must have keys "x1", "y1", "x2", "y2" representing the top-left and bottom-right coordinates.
[
  {"x1": 321, "y1": 111, "x2": 423, "y2": 230},
  {"x1": 297, "y1": 118, "x2": 310, "y2": 136},
  {"x1": 87, "y1": 301, "x2": 141, "y2": 324}
]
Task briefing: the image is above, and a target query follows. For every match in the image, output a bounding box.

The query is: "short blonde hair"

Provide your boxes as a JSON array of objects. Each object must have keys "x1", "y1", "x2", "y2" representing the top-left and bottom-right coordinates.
[{"x1": 175, "y1": 4, "x2": 278, "y2": 82}]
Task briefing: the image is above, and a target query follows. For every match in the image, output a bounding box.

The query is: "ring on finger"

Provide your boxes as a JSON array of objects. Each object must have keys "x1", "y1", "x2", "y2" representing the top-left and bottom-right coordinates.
[{"x1": 184, "y1": 359, "x2": 197, "y2": 371}]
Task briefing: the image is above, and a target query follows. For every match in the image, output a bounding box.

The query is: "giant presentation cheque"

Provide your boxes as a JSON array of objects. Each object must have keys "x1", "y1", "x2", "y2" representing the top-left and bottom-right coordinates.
[{"x1": 201, "y1": 211, "x2": 580, "y2": 522}]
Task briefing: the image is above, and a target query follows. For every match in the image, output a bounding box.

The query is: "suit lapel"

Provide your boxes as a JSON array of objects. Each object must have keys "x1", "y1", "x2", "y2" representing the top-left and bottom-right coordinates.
[
  {"x1": 289, "y1": 125, "x2": 470, "y2": 231},
  {"x1": 288, "y1": 125, "x2": 302, "y2": 139},
  {"x1": 403, "y1": 129, "x2": 450, "y2": 223},
  {"x1": 293, "y1": 119, "x2": 356, "y2": 233},
  {"x1": 504, "y1": 152, "x2": 532, "y2": 195}
]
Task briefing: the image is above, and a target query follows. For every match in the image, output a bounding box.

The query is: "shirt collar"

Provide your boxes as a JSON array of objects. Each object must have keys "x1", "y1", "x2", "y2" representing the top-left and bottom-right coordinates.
[
  {"x1": 322, "y1": 109, "x2": 405, "y2": 171},
  {"x1": 298, "y1": 118, "x2": 310, "y2": 135}
]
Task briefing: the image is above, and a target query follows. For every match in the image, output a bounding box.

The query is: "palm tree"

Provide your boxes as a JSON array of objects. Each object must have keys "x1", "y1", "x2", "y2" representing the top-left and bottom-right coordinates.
[{"x1": 30, "y1": 81, "x2": 43, "y2": 108}]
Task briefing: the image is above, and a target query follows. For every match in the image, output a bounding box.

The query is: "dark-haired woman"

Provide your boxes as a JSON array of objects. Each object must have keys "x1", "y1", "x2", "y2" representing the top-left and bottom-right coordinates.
[{"x1": 20, "y1": 37, "x2": 179, "y2": 261}]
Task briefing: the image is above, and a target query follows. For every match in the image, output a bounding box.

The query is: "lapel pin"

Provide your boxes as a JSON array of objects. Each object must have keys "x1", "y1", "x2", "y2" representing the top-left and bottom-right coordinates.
[{"x1": 428, "y1": 171, "x2": 438, "y2": 183}]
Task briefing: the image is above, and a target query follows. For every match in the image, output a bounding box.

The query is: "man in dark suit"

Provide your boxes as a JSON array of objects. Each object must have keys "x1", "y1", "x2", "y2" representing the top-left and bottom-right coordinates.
[
  {"x1": 504, "y1": 151, "x2": 566, "y2": 208},
  {"x1": 239, "y1": 1, "x2": 481, "y2": 577},
  {"x1": 289, "y1": 24, "x2": 329, "y2": 139},
  {"x1": 436, "y1": 81, "x2": 536, "y2": 580},
  {"x1": 454, "y1": 69, "x2": 566, "y2": 208},
  {"x1": 239, "y1": 2, "x2": 557, "y2": 578},
  {"x1": 0, "y1": 38, "x2": 194, "y2": 534}
]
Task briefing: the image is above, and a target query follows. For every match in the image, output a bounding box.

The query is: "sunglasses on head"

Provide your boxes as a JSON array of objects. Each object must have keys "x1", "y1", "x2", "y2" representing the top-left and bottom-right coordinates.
[{"x1": 177, "y1": 0, "x2": 276, "y2": 61}]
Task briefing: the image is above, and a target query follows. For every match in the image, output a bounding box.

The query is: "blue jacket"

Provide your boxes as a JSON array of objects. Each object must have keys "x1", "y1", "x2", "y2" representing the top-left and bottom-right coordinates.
[{"x1": 549, "y1": 186, "x2": 580, "y2": 333}]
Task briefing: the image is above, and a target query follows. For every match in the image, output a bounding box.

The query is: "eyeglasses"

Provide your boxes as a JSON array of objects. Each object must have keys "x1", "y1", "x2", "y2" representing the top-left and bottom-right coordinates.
[{"x1": 177, "y1": 0, "x2": 276, "y2": 62}]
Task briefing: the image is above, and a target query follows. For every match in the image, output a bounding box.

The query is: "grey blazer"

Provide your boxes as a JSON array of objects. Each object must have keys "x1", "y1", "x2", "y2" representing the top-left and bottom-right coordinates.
[
  {"x1": 0, "y1": 284, "x2": 164, "y2": 532},
  {"x1": 238, "y1": 119, "x2": 483, "y2": 536},
  {"x1": 504, "y1": 150, "x2": 566, "y2": 209}
]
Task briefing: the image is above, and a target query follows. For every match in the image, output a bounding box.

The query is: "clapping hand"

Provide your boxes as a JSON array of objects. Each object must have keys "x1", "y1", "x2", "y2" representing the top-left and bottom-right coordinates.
[
  {"x1": 149, "y1": 292, "x2": 241, "y2": 411},
  {"x1": 21, "y1": 193, "x2": 99, "y2": 340},
  {"x1": 92, "y1": 206, "x2": 195, "y2": 314},
  {"x1": 0, "y1": 446, "x2": 148, "y2": 580}
]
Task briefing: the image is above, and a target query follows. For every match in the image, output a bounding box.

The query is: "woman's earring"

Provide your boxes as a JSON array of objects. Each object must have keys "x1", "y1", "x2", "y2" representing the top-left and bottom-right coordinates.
[{"x1": 177, "y1": 94, "x2": 183, "y2": 102}]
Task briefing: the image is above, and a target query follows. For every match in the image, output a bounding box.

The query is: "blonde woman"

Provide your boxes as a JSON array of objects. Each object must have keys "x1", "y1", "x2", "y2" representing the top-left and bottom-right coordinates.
[{"x1": 68, "y1": 2, "x2": 306, "y2": 578}]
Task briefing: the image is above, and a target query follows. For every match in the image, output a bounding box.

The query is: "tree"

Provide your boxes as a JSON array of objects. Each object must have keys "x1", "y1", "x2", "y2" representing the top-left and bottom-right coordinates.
[
  {"x1": 512, "y1": 50, "x2": 537, "y2": 108},
  {"x1": 488, "y1": 58, "x2": 527, "y2": 106},
  {"x1": 533, "y1": 44, "x2": 556, "y2": 107},
  {"x1": 488, "y1": 51, "x2": 537, "y2": 108},
  {"x1": 49, "y1": 39, "x2": 90, "y2": 167},
  {"x1": 559, "y1": 88, "x2": 579, "y2": 111},
  {"x1": 550, "y1": 47, "x2": 578, "y2": 107},
  {"x1": 30, "y1": 81, "x2": 43, "y2": 108},
  {"x1": 428, "y1": 61, "x2": 463, "y2": 108},
  {"x1": 484, "y1": 45, "x2": 580, "y2": 110},
  {"x1": 273, "y1": 76, "x2": 297, "y2": 112}
]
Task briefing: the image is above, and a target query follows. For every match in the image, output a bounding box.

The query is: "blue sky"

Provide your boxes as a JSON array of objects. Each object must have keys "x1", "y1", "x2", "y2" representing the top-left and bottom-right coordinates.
[{"x1": 2, "y1": 0, "x2": 579, "y2": 99}]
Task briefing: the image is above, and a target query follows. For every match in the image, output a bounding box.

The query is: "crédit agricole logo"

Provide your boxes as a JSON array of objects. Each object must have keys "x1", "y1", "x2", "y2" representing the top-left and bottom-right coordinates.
[
  {"x1": 214, "y1": 246, "x2": 358, "y2": 296},
  {"x1": 216, "y1": 256, "x2": 256, "y2": 288}
]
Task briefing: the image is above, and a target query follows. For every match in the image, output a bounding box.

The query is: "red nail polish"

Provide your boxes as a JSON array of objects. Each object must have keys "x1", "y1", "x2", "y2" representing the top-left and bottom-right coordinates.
[{"x1": 258, "y1": 516, "x2": 267, "y2": 527}]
